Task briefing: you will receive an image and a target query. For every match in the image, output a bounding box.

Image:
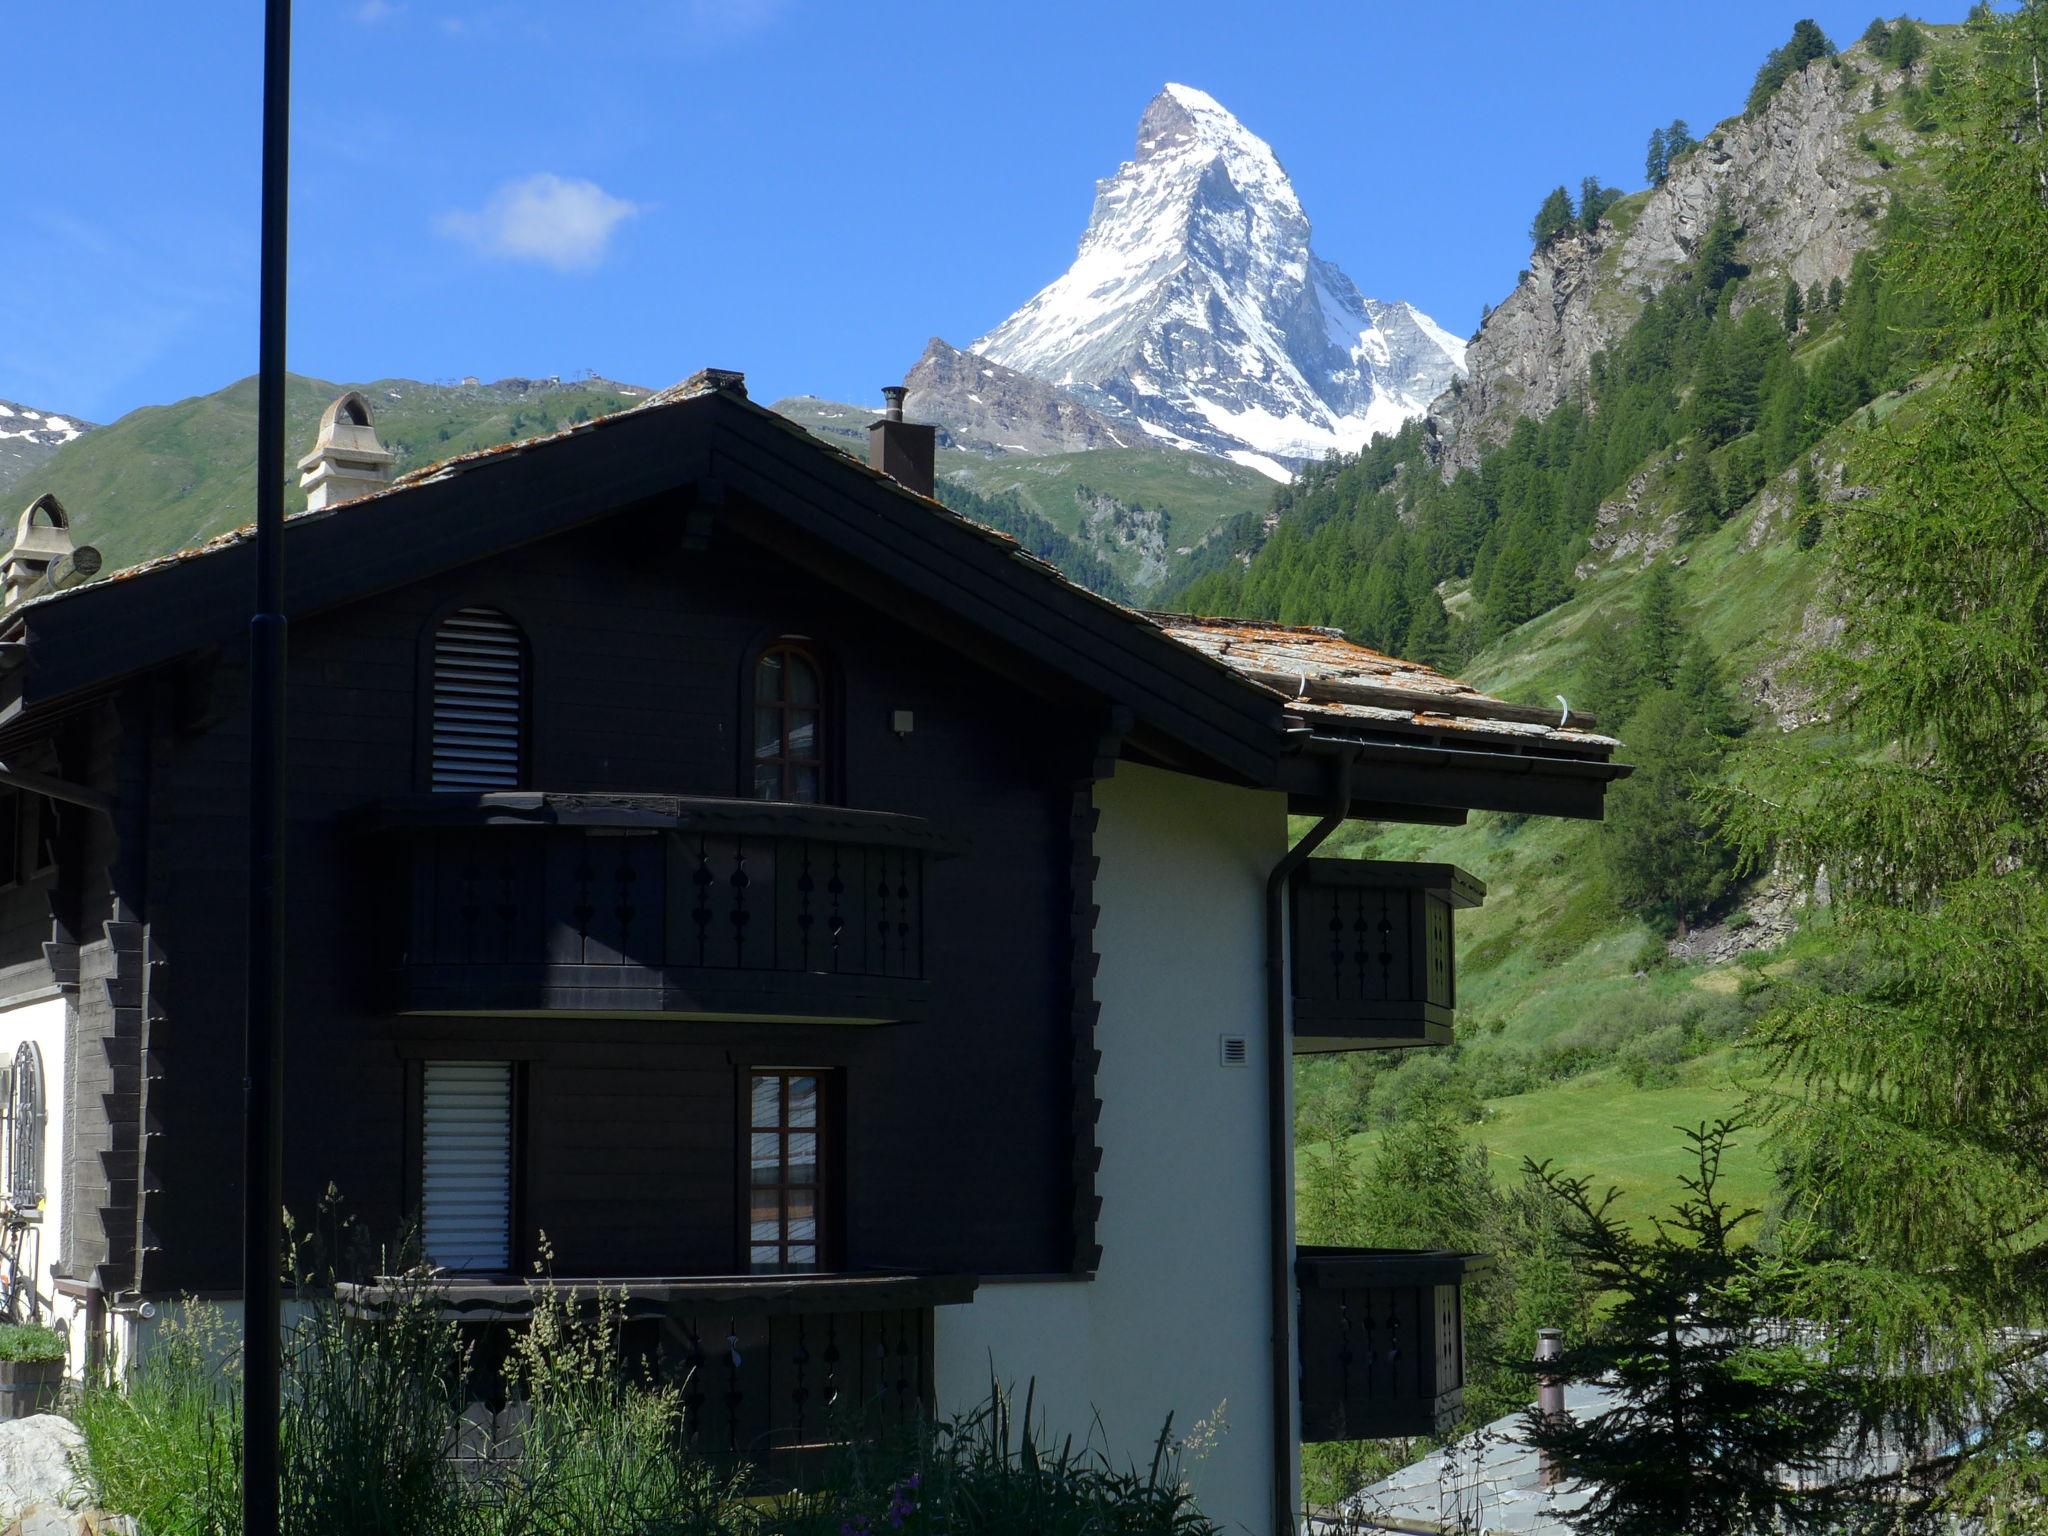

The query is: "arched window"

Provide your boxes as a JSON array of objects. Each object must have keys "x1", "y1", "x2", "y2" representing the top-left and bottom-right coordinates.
[
  {"x1": 430, "y1": 607, "x2": 528, "y2": 791},
  {"x1": 7, "y1": 1043, "x2": 43, "y2": 1211},
  {"x1": 751, "y1": 644, "x2": 825, "y2": 803}
]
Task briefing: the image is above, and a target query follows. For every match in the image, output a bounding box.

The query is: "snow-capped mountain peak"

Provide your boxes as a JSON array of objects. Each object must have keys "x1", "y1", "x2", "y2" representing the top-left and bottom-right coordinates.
[{"x1": 971, "y1": 85, "x2": 1464, "y2": 475}]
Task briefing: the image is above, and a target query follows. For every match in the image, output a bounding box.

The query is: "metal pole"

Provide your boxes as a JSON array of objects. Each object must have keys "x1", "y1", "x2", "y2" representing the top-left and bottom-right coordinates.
[{"x1": 245, "y1": 1, "x2": 292, "y2": 1530}]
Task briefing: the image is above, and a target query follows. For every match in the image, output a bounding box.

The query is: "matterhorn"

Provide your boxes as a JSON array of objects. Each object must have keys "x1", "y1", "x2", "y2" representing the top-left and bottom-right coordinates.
[{"x1": 968, "y1": 84, "x2": 1465, "y2": 477}]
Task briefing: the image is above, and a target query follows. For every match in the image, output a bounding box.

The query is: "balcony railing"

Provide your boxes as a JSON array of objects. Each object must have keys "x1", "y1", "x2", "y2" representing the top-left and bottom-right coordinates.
[
  {"x1": 352, "y1": 794, "x2": 964, "y2": 1022},
  {"x1": 1297, "y1": 1246, "x2": 1484, "y2": 1442},
  {"x1": 1289, "y1": 859, "x2": 1485, "y2": 1053},
  {"x1": 338, "y1": 1270, "x2": 977, "y2": 1483}
]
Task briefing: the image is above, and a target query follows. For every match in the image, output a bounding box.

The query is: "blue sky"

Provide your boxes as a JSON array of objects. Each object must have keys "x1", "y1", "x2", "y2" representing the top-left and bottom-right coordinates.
[{"x1": 5, "y1": 0, "x2": 1965, "y2": 424}]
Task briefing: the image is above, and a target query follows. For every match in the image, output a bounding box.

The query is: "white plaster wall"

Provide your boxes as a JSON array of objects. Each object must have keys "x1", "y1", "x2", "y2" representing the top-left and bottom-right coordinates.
[{"x1": 935, "y1": 764, "x2": 1287, "y2": 1535}]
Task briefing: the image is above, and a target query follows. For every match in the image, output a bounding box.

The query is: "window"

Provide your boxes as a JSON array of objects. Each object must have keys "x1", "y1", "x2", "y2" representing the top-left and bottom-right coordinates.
[
  {"x1": 6, "y1": 1042, "x2": 43, "y2": 1212},
  {"x1": 751, "y1": 645, "x2": 824, "y2": 803},
  {"x1": 748, "y1": 1071, "x2": 827, "y2": 1272},
  {"x1": 421, "y1": 1060, "x2": 513, "y2": 1272},
  {"x1": 430, "y1": 607, "x2": 528, "y2": 791}
]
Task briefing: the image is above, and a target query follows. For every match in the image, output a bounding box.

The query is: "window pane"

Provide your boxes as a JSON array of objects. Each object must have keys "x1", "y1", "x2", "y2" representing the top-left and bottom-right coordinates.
[
  {"x1": 750, "y1": 1132, "x2": 782, "y2": 1185},
  {"x1": 786, "y1": 1188, "x2": 816, "y2": 1242},
  {"x1": 750, "y1": 1244, "x2": 779, "y2": 1271},
  {"x1": 788, "y1": 1245, "x2": 817, "y2": 1270},
  {"x1": 751, "y1": 1075, "x2": 781, "y2": 1130},
  {"x1": 787, "y1": 1132, "x2": 817, "y2": 1185},
  {"x1": 755, "y1": 707, "x2": 784, "y2": 759},
  {"x1": 752, "y1": 764, "x2": 782, "y2": 800},
  {"x1": 789, "y1": 656, "x2": 819, "y2": 707},
  {"x1": 755, "y1": 652, "x2": 784, "y2": 703},
  {"x1": 750, "y1": 1189, "x2": 783, "y2": 1243},
  {"x1": 787, "y1": 710, "x2": 817, "y2": 760},
  {"x1": 787, "y1": 1076, "x2": 817, "y2": 1128},
  {"x1": 790, "y1": 766, "x2": 821, "y2": 804}
]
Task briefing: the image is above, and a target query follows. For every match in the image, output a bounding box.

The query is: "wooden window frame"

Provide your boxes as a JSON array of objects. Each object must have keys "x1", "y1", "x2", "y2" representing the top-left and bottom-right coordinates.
[
  {"x1": 746, "y1": 641, "x2": 831, "y2": 804},
  {"x1": 738, "y1": 1067, "x2": 842, "y2": 1274}
]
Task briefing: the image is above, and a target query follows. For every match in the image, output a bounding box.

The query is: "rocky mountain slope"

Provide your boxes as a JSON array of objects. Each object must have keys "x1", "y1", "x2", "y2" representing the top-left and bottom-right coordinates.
[
  {"x1": 0, "y1": 400, "x2": 94, "y2": 503},
  {"x1": 1432, "y1": 38, "x2": 1917, "y2": 470},
  {"x1": 902, "y1": 339, "x2": 1131, "y2": 456},
  {"x1": 964, "y1": 84, "x2": 1466, "y2": 475}
]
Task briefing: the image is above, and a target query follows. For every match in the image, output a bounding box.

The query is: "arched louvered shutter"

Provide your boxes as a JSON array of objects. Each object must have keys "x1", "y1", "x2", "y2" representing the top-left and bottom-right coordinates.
[
  {"x1": 7, "y1": 1042, "x2": 43, "y2": 1210},
  {"x1": 431, "y1": 608, "x2": 527, "y2": 790},
  {"x1": 421, "y1": 1061, "x2": 512, "y2": 1273}
]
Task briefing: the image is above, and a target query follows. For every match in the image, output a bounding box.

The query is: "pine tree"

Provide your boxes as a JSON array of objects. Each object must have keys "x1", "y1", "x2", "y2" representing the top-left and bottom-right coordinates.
[
  {"x1": 1721, "y1": 4, "x2": 2048, "y2": 1512},
  {"x1": 1782, "y1": 277, "x2": 1804, "y2": 333},
  {"x1": 1748, "y1": 19, "x2": 1838, "y2": 114},
  {"x1": 1826, "y1": 274, "x2": 1844, "y2": 309},
  {"x1": 1604, "y1": 688, "x2": 1741, "y2": 933},
  {"x1": 1677, "y1": 447, "x2": 1723, "y2": 535},
  {"x1": 1645, "y1": 125, "x2": 1668, "y2": 186},
  {"x1": 1664, "y1": 118, "x2": 1696, "y2": 164},
  {"x1": 1688, "y1": 322, "x2": 1743, "y2": 445},
  {"x1": 1524, "y1": 1124, "x2": 1866, "y2": 1536},
  {"x1": 1530, "y1": 185, "x2": 1577, "y2": 247},
  {"x1": 1399, "y1": 595, "x2": 1453, "y2": 670},
  {"x1": 1631, "y1": 563, "x2": 1685, "y2": 691}
]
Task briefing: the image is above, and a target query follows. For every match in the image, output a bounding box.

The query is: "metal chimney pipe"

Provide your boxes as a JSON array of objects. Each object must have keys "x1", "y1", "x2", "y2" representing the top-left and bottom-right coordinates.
[
  {"x1": 1536, "y1": 1327, "x2": 1566, "y2": 1488},
  {"x1": 882, "y1": 385, "x2": 907, "y2": 423}
]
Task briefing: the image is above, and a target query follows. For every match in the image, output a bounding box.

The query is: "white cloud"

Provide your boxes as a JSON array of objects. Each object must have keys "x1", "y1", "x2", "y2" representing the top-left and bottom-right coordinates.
[
  {"x1": 353, "y1": 0, "x2": 402, "y2": 22},
  {"x1": 436, "y1": 174, "x2": 641, "y2": 273}
]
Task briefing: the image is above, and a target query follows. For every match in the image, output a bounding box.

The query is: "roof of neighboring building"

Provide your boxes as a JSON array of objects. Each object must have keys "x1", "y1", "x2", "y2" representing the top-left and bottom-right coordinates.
[
  {"x1": 1148, "y1": 613, "x2": 1618, "y2": 758},
  {"x1": 0, "y1": 370, "x2": 1627, "y2": 815}
]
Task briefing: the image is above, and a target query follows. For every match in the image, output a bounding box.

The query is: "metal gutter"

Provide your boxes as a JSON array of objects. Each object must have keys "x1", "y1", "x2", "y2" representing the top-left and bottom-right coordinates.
[{"x1": 1264, "y1": 739, "x2": 1356, "y2": 1536}]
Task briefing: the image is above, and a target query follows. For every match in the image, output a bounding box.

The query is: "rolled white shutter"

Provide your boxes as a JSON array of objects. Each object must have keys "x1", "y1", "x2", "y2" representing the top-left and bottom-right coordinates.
[
  {"x1": 422, "y1": 1061, "x2": 512, "y2": 1272},
  {"x1": 431, "y1": 608, "x2": 526, "y2": 791}
]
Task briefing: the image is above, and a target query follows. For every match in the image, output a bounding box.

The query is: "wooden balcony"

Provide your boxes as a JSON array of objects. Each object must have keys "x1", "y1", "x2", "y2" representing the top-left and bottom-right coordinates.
[
  {"x1": 1289, "y1": 859, "x2": 1485, "y2": 1053},
  {"x1": 1296, "y1": 1246, "x2": 1483, "y2": 1442},
  {"x1": 352, "y1": 793, "x2": 963, "y2": 1022},
  {"x1": 337, "y1": 1270, "x2": 976, "y2": 1481}
]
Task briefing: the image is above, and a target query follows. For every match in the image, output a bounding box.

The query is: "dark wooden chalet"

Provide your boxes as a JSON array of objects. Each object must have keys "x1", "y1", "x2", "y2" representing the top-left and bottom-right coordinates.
[{"x1": 0, "y1": 371, "x2": 1625, "y2": 1529}]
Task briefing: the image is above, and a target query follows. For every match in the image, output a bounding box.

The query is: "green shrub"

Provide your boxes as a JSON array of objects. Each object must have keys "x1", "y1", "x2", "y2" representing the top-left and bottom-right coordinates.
[{"x1": 0, "y1": 1323, "x2": 65, "y2": 1362}]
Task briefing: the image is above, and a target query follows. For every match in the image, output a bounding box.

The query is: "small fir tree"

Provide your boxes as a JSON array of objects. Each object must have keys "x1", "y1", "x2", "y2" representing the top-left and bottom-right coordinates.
[
  {"x1": 1524, "y1": 1123, "x2": 1866, "y2": 1536},
  {"x1": 1781, "y1": 277, "x2": 1804, "y2": 333},
  {"x1": 1645, "y1": 126, "x2": 1669, "y2": 185},
  {"x1": 1530, "y1": 185, "x2": 1577, "y2": 247},
  {"x1": 1678, "y1": 447, "x2": 1724, "y2": 534}
]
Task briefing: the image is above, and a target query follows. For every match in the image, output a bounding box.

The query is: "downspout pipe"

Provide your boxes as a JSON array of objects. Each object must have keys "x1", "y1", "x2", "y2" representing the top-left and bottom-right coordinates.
[{"x1": 1264, "y1": 742, "x2": 1356, "y2": 1536}]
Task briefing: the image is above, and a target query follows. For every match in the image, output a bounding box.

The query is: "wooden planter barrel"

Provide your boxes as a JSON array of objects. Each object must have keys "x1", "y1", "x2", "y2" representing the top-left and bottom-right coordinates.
[{"x1": 0, "y1": 1357, "x2": 63, "y2": 1419}]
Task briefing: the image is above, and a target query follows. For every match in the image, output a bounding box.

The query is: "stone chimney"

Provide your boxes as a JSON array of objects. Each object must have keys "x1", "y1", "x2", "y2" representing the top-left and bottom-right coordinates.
[
  {"x1": 297, "y1": 391, "x2": 396, "y2": 511},
  {"x1": 3, "y1": 494, "x2": 99, "y2": 606},
  {"x1": 867, "y1": 385, "x2": 935, "y2": 499}
]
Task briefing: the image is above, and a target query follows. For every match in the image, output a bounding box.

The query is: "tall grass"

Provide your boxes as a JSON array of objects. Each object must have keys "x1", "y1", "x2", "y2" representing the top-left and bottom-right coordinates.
[{"x1": 74, "y1": 1238, "x2": 1218, "y2": 1536}]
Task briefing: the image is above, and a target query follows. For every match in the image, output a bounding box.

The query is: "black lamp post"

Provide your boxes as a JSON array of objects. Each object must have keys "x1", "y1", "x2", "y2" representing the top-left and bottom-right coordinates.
[{"x1": 245, "y1": 1, "x2": 292, "y2": 1530}]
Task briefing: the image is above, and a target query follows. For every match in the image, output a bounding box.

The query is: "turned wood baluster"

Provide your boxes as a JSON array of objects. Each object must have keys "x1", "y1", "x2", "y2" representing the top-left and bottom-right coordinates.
[
  {"x1": 681, "y1": 1319, "x2": 707, "y2": 1442},
  {"x1": 730, "y1": 840, "x2": 751, "y2": 967},
  {"x1": 895, "y1": 856, "x2": 912, "y2": 979},
  {"x1": 822, "y1": 1313, "x2": 842, "y2": 1411},
  {"x1": 796, "y1": 845, "x2": 816, "y2": 970},
  {"x1": 1327, "y1": 890, "x2": 1344, "y2": 989},
  {"x1": 827, "y1": 850, "x2": 846, "y2": 973},
  {"x1": 573, "y1": 843, "x2": 596, "y2": 961},
  {"x1": 1377, "y1": 892, "x2": 1396, "y2": 995},
  {"x1": 691, "y1": 836, "x2": 714, "y2": 964},
  {"x1": 792, "y1": 1315, "x2": 811, "y2": 1439},
  {"x1": 724, "y1": 1321, "x2": 744, "y2": 1454},
  {"x1": 613, "y1": 844, "x2": 638, "y2": 954}
]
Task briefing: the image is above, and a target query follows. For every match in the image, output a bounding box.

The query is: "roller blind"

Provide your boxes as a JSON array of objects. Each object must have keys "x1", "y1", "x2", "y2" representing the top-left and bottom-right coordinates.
[
  {"x1": 431, "y1": 608, "x2": 526, "y2": 791},
  {"x1": 422, "y1": 1061, "x2": 512, "y2": 1273}
]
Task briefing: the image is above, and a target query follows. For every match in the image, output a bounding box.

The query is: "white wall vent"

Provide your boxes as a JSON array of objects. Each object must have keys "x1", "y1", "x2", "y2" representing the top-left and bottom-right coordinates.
[
  {"x1": 422, "y1": 1060, "x2": 512, "y2": 1272},
  {"x1": 431, "y1": 608, "x2": 527, "y2": 791},
  {"x1": 1218, "y1": 1033, "x2": 1250, "y2": 1067}
]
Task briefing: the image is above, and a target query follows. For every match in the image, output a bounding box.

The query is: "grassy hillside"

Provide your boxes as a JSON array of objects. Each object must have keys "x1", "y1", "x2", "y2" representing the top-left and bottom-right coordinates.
[{"x1": 30, "y1": 373, "x2": 647, "y2": 571}]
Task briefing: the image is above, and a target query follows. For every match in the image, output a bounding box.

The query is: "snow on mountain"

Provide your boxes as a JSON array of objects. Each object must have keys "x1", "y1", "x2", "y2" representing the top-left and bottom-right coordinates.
[
  {"x1": 972, "y1": 84, "x2": 1464, "y2": 477},
  {"x1": 0, "y1": 398, "x2": 95, "y2": 502}
]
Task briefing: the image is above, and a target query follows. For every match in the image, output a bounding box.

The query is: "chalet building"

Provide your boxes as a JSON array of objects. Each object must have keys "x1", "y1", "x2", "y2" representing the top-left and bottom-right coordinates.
[{"x1": 0, "y1": 371, "x2": 1624, "y2": 1532}]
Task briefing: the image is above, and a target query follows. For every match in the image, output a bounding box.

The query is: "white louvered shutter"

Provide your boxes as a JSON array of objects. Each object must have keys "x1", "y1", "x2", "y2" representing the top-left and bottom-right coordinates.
[
  {"x1": 422, "y1": 1061, "x2": 512, "y2": 1272},
  {"x1": 431, "y1": 608, "x2": 527, "y2": 790}
]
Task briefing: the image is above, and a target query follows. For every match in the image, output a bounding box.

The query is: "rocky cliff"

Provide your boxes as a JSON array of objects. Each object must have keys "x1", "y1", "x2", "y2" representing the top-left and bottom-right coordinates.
[
  {"x1": 1432, "y1": 40, "x2": 1916, "y2": 471},
  {"x1": 901, "y1": 338, "x2": 1133, "y2": 456},
  {"x1": 0, "y1": 400, "x2": 93, "y2": 502}
]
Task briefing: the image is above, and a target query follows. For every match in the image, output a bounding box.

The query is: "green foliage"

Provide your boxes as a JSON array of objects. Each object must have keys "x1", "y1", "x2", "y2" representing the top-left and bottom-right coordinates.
[
  {"x1": 934, "y1": 479, "x2": 1133, "y2": 601},
  {"x1": 0, "y1": 1323, "x2": 65, "y2": 1361},
  {"x1": 1720, "y1": 5, "x2": 2048, "y2": 1515},
  {"x1": 1649, "y1": 118, "x2": 1698, "y2": 186},
  {"x1": 1677, "y1": 448, "x2": 1723, "y2": 536},
  {"x1": 1746, "y1": 19, "x2": 1837, "y2": 115},
  {"x1": 1530, "y1": 185, "x2": 1577, "y2": 247},
  {"x1": 1602, "y1": 687, "x2": 1743, "y2": 934},
  {"x1": 1524, "y1": 1122, "x2": 1868, "y2": 1536},
  {"x1": 1578, "y1": 176, "x2": 1623, "y2": 232},
  {"x1": 1781, "y1": 278, "x2": 1804, "y2": 334}
]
